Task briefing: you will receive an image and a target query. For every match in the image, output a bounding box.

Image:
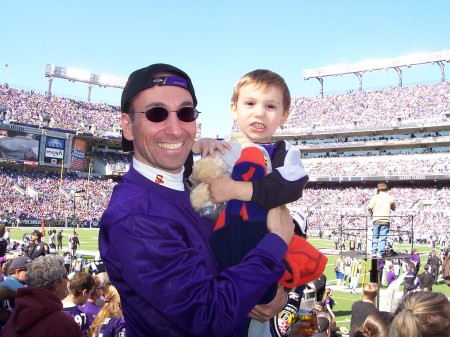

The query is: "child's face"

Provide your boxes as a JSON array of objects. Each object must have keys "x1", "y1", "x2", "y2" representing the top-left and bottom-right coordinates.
[{"x1": 231, "y1": 84, "x2": 288, "y2": 143}]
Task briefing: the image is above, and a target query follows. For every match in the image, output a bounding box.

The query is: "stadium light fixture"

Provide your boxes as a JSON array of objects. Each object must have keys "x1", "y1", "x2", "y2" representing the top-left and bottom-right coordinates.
[{"x1": 44, "y1": 64, "x2": 127, "y2": 101}]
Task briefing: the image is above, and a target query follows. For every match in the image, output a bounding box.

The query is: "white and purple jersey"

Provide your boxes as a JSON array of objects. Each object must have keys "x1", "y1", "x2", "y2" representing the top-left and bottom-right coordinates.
[
  {"x1": 95, "y1": 316, "x2": 126, "y2": 337},
  {"x1": 63, "y1": 305, "x2": 91, "y2": 337}
]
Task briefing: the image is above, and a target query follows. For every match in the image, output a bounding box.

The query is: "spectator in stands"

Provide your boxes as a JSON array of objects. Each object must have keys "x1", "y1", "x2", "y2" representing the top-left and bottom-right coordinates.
[
  {"x1": 310, "y1": 273, "x2": 327, "y2": 302},
  {"x1": 350, "y1": 282, "x2": 379, "y2": 335},
  {"x1": 77, "y1": 275, "x2": 102, "y2": 324},
  {"x1": 0, "y1": 255, "x2": 83, "y2": 337},
  {"x1": 0, "y1": 255, "x2": 31, "y2": 292},
  {"x1": 320, "y1": 288, "x2": 336, "y2": 320},
  {"x1": 88, "y1": 285, "x2": 126, "y2": 337},
  {"x1": 368, "y1": 182, "x2": 396, "y2": 258},
  {"x1": 353, "y1": 310, "x2": 394, "y2": 337},
  {"x1": 62, "y1": 271, "x2": 96, "y2": 337},
  {"x1": 99, "y1": 63, "x2": 293, "y2": 337},
  {"x1": 389, "y1": 291, "x2": 450, "y2": 337}
]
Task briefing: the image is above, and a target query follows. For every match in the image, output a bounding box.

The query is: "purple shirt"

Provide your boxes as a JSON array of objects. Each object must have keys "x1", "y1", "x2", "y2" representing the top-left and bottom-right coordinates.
[
  {"x1": 63, "y1": 305, "x2": 91, "y2": 337},
  {"x1": 78, "y1": 301, "x2": 101, "y2": 324},
  {"x1": 99, "y1": 165, "x2": 287, "y2": 337},
  {"x1": 387, "y1": 270, "x2": 397, "y2": 284},
  {"x1": 95, "y1": 316, "x2": 126, "y2": 337}
]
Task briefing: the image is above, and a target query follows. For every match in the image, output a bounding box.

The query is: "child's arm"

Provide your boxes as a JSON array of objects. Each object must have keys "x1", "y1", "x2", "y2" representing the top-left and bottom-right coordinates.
[
  {"x1": 250, "y1": 141, "x2": 308, "y2": 209},
  {"x1": 205, "y1": 141, "x2": 308, "y2": 206},
  {"x1": 192, "y1": 138, "x2": 231, "y2": 158},
  {"x1": 202, "y1": 176, "x2": 252, "y2": 203}
]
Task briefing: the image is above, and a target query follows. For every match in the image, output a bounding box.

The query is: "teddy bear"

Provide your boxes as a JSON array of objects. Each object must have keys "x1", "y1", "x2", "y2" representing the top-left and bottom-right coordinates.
[{"x1": 188, "y1": 134, "x2": 266, "y2": 219}]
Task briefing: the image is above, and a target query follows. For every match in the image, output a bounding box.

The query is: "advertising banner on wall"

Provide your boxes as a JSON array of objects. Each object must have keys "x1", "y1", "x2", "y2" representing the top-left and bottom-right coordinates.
[{"x1": 70, "y1": 137, "x2": 87, "y2": 171}]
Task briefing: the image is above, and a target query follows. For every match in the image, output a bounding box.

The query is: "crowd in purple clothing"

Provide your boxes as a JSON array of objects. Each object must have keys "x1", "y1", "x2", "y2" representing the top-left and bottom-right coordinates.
[
  {"x1": 0, "y1": 81, "x2": 448, "y2": 238},
  {"x1": 0, "y1": 84, "x2": 121, "y2": 134},
  {"x1": 302, "y1": 153, "x2": 449, "y2": 176},
  {"x1": 0, "y1": 166, "x2": 448, "y2": 238},
  {"x1": 0, "y1": 168, "x2": 114, "y2": 222},
  {"x1": 284, "y1": 82, "x2": 450, "y2": 131},
  {"x1": 289, "y1": 185, "x2": 449, "y2": 236}
]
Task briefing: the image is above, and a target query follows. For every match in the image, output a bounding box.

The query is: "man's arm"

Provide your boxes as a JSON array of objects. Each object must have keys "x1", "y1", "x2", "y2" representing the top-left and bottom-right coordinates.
[{"x1": 100, "y1": 209, "x2": 291, "y2": 336}]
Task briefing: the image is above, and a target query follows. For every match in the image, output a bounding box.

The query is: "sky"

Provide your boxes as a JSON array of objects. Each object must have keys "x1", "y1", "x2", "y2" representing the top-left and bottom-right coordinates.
[{"x1": 2, "y1": 1, "x2": 450, "y2": 138}]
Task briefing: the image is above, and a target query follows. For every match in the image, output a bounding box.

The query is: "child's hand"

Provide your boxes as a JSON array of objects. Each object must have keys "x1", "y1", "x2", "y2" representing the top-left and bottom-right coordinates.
[
  {"x1": 202, "y1": 175, "x2": 252, "y2": 203},
  {"x1": 192, "y1": 138, "x2": 231, "y2": 158}
]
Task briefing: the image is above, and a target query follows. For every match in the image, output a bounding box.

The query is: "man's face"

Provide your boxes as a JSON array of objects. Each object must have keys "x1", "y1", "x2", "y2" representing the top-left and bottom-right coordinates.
[
  {"x1": 57, "y1": 269, "x2": 69, "y2": 299},
  {"x1": 15, "y1": 268, "x2": 27, "y2": 282},
  {"x1": 122, "y1": 85, "x2": 196, "y2": 174}
]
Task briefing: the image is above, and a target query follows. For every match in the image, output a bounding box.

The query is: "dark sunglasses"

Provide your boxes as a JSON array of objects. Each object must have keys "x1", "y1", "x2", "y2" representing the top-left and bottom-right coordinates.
[{"x1": 131, "y1": 106, "x2": 200, "y2": 123}]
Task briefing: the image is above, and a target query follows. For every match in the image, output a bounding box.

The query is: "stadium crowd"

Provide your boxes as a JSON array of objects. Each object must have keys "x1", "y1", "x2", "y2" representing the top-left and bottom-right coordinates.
[
  {"x1": 0, "y1": 167, "x2": 448, "y2": 243},
  {"x1": 0, "y1": 79, "x2": 449, "y2": 336},
  {"x1": 0, "y1": 168, "x2": 114, "y2": 224},
  {"x1": 285, "y1": 82, "x2": 449, "y2": 131},
  {"x1": 2, "y1": 82, "x2": 449, "y2": 137}
]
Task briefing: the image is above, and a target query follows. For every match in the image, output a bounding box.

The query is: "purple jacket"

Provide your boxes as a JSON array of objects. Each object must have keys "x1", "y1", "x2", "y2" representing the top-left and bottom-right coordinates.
[{"x1": 99, "y1": 165, "x2": 287, "y2": 337}]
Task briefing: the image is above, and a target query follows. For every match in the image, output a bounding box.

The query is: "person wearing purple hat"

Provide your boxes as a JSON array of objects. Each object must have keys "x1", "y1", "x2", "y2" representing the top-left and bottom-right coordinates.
[{"x1": 99, "y1": 63, "x2": 294, "y2": 337}]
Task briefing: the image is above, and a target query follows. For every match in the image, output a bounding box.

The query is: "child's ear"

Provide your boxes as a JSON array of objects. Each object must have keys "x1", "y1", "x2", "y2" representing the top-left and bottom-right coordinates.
[
  {"x1": 230, "y1": 101, "x2": 238, "y2": 120},
  {"x1": 279, "y1": 111, "x2": 290, "y2": 127}
]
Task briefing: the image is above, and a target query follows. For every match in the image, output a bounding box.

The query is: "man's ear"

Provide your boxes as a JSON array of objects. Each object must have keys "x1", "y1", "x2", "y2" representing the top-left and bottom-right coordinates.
[
  {"x1": 230, "y1": 101, "x2": 238, "y2": 121},
  {"x1": 121, "y1": 113, "x2": 134, "y2": 142}
]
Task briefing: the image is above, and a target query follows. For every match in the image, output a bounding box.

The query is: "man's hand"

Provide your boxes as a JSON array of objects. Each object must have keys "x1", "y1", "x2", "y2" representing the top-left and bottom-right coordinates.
[
  {"x1": 247, "y1": 284, "x2": 287, "y2": 322},
  {"x1": 267, "y1": 205, "x2": 294, "y2": 245}
]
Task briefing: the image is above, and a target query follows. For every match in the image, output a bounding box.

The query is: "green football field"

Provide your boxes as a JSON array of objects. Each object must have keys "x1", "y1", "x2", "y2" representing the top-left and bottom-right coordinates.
[{"x1": 10, "y1": 227, "x2": 450, "y2": 330}]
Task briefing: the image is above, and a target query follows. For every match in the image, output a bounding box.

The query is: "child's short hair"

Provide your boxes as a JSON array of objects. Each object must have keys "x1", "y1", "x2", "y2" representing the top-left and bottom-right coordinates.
[
  {"x1": 231, "y1": 69, "x2": 291, "y2": 113},
  {"x1": 68, "y1": 271, "x2": 95, "y2": 297}
]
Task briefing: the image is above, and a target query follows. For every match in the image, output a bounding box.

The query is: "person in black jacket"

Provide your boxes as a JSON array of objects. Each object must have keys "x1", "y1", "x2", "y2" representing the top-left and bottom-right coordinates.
[
  {"x1": 24, "y1": 230, "x2": 46, "y2": 260},
  {"x1": 403, "y1": 261, "x2": 417, "y2": 295},
  {"x1": 418, "y1": 264, "x2": 434, "y2": 291}
]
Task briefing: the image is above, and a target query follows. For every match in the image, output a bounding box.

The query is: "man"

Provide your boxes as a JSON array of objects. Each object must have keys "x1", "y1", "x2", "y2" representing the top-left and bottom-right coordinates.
[
  {"x1": 24, "y1": 230, "x2": 46, "y2": 260},
  {"x1": 311, "y1": 273, "x2": 327, "y2": 302},
  {"x1": 62, "y1": 271, "x2": 96, "y2": 337},
  {"x1": 349, "y1": 257, "x2": 362, "y2": 294},
  {"x1": 427, "y1": 249, "x2": 440, "y2": 284},
  {"x1": 368, "y1": 182, "x2": 396, "y2": 258},
  {"x1": 387, "y1": 264, "x2": 398, "y2": 285},
  {"x1": 57, "y1": 229, "x2": 63, "y2": 250},
  {"x1": 403, "y1": 261, "x2": 418, "y2": 295},
  {"x1": 410, "y1": 248, "x2": 421, "y2": 276},
  {"x1": 69, "y1": 232, "x2": 80, "y2": 257},
  {"x1": 418, "y1": 264, "x2": 434, "y2": 291},
  {"x1": 77, "y1": 275, "x2": 102, "y2": 323},
  {"x1": 443, "y1": 256, "x2": 450, "y2": 287},
  {"x1": 99, "y1": 63, "x2": 293, "y2": 337},
  {"x1": 349, "y1": 282, "x2": 378, "y2": 335},
  {"x1": 0, "y1": 255, "x2": 31, "y2": 292},
  {"x1": 0, "y1": 255, "x2": 83, "y2": 337}
]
